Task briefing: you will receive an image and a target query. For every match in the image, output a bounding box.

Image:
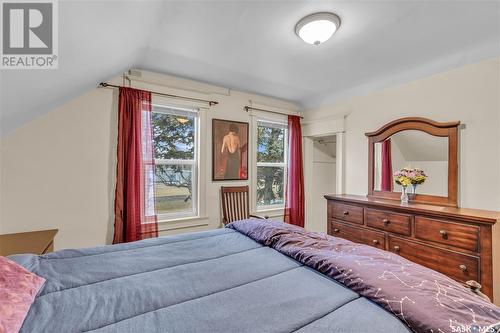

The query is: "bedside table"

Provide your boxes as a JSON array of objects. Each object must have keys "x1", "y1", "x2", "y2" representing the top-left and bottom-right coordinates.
[{"x1": 0, "y1": 229, "x2": 58, "y2": 256}]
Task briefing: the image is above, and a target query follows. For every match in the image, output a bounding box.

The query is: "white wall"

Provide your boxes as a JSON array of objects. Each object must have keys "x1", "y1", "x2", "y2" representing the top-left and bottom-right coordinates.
[
  {"x1": 304, "y1": 57, "x2": 500, "y2": 211},
  {"x1": 404, "y1": 161, "x2": 448, "y2": 196},
  {"x1": 0, "y1": 71, "x2": 298, "y2": 250},
  {"x1": 1, "y1": 88, "x2": 118, "y2": 249}
]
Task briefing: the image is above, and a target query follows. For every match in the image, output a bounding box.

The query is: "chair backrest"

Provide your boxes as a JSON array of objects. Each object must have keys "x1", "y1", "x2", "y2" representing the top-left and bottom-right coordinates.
[{"x1": 220, "y1": 186, "x2": 250, "y2": 225}]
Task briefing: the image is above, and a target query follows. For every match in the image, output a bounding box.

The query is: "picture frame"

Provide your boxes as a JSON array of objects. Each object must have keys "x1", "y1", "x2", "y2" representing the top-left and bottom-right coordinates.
[{"x1": 212, "y1": 118, "x2": 249, "y2": 181}]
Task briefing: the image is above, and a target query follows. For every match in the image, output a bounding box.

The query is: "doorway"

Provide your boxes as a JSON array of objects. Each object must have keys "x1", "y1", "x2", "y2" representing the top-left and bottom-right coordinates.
[{"x1": 303, "y1": 132, "x2": 344, "y2": 233}]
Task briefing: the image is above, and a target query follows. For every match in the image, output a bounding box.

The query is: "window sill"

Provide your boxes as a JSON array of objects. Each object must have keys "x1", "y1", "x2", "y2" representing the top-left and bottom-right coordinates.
[
  {"x1": 157, "y1": 216, "x2": 210, "y2": 232},
  {"x1": 254, "y1": 207, "x2": 284, "y2": 218}
]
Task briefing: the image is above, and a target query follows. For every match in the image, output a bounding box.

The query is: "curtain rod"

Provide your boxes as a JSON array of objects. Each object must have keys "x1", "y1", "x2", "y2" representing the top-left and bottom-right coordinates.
[
  {"x1": 244, "y1": 106, "x2": 303, "y2": 119},
  {"x1": 98, "y1": 82, "x2": 219, "y2": 106}
]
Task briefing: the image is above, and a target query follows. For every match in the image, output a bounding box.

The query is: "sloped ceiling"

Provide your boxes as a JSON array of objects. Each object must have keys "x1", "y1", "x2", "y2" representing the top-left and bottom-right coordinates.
[
  {"x1": 1, "y1": 0, "x2": 499, "y2": 135},
  {"x1": 391, "y1": 130, "x2": 448, "y2": 161}
]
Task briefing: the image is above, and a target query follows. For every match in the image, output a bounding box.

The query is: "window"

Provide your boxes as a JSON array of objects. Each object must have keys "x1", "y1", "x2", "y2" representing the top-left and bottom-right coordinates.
[
  {"x1": 152, "y1": 104, "x2": 199, "y2": 220},
  {"x1": 256, "y1": 120, "x2": 287, "y2": 210}
]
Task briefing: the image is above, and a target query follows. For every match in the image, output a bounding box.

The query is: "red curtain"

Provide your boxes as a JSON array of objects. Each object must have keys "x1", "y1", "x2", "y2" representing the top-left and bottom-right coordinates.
[
  {"x1": 284, "y1": 115, "x2": 305, "y2": 227},
  {"x1": 380, "y1": 139, "x2": 393, "y2": 192},
  {"x1": 113, "y1": 87, "x2": 158, "y2": 244}
]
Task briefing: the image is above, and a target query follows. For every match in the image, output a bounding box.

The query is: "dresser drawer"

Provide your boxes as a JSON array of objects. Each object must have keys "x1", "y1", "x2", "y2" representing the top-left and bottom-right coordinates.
[
  {"x1": 365, "y1": 208, "x2": 411, "y2": 236},
  {"x1": 329, "y1": 202, "x2": 363, "y2": 224},
  {"x1": 330, "y1": 220, "x2": 385, "y2": 250},
  {"x1": 388, "y1": 236, "x2": 479, "y2": 284},
  {"x1": 414, "y1": 216, "x2": 479, "y2": 252}
]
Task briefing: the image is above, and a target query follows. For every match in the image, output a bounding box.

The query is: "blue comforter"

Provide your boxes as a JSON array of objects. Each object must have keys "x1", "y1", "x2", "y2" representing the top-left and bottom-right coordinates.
[{"x1": 10, "y1": 228, "x2": 410, "y2": 332}]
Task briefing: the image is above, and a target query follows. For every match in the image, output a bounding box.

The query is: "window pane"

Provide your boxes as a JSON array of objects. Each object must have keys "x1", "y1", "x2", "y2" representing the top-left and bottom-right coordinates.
[
  {"x1": 257, "y1": 166, "x2": 284, "y2": 207},
  {"x1": 152, "y1": 112, "x2": 195, "y2": 160},
  {"x1": 154, "y1": 164, "x2": 194, "y2": 215},
  {"x1": 257, "y1": 125, "x2": 285, "y2": 163}
]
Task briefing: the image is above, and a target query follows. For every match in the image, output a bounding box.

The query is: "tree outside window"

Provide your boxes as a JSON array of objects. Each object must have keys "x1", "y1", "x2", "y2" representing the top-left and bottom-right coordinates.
[{"x1": 151, "y1": 105, "x2": 198, "y2": 218}]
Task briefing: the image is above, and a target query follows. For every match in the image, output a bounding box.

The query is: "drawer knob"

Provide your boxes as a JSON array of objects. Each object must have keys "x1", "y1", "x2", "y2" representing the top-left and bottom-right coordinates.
[
  {"x1": 333, "y1": 228, "x2": 340, "y2": 233},
  {"x1": 439, "y1": 230, "x2": 448, "y2": 238},
  {"x1": 372, "y1": 239, "x2": 379, "y2": 245},
  {"x1": 465, "y1": 280, "x2": 490, "y2": 302},
  {"x1": 459, "y1": 264, "x2": 467, "y2": 272},
  {"x1": 393, "y1": 245, "x2": 400, "y2": 252},
  {"x1": 465, "y1": 280, "x2": 481, "y2": 291},
  {"x1": 343, "y1": 211, "x2": 349, "y2": 215},
  {"x1": 382, "y1": 218, "x2": 390, "y2": 225}
]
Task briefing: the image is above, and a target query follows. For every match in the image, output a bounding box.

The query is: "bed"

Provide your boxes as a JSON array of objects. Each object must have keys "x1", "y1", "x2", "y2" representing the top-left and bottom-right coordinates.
[{"x1": 9, "y1": 219, "x2": 500, "y2": 333}]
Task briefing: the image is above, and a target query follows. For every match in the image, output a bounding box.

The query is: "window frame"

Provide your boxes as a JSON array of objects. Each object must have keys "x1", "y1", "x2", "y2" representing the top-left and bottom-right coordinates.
[
  {"x1": 151, "y1": 104, "x2": 200, "y2": 221},
  {"x1": 256, "y1": 120, "x2": 288, "y2": 212}
]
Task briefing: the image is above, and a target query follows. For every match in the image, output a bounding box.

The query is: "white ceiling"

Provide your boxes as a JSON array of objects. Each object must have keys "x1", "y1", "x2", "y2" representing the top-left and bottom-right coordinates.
[{"x1": 2, "y1": 0, "x2": 499, "y2": 135}]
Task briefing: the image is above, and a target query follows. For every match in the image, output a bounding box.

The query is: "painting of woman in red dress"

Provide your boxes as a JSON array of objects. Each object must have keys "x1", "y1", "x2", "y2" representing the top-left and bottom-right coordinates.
[{"x1": 212, "y1": 119, "x2": 248, "y2": 180}]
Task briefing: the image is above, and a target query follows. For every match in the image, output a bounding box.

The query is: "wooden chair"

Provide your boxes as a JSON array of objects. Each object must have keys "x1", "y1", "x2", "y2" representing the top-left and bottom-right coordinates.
[{"x1": 220, "y1": 186, "x2": 267, "y2": 225}]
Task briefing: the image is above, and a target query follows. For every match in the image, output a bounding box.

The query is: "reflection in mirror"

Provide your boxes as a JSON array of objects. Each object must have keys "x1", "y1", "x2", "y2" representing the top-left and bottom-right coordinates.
[{"x1": 373, "y1": 130, "x2": 448, "y2": 196}]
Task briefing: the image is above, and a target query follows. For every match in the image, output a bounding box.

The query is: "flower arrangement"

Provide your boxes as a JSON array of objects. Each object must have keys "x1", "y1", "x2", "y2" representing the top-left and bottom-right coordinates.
[
  {"x1": 393, "y1": 168, "x2": 427, "y2": 203},
  {"x1": 393, "y1": 167, "x2": 427, "y2": 186}
]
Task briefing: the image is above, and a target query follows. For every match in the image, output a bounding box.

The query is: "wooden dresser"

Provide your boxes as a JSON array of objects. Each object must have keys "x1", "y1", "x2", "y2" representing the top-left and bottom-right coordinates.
[{"x1": 325, "y1": 194, "x2": 500, "y2": 303}]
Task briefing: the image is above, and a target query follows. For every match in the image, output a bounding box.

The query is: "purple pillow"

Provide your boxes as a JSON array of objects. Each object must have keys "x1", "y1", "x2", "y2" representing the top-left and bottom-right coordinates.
[{"x1": 0, "y1": 256, "x2": 45, "y2": 333}]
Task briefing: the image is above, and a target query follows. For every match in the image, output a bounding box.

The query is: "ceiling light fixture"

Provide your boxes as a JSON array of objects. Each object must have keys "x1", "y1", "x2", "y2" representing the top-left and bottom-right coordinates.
[{"x1": 295, "y1": 12, "x2": 341, "y2": 45}]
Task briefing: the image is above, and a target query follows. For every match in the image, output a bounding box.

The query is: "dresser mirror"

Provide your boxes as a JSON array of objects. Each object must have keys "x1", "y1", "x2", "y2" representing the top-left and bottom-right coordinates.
[
  {"x1": 366, "y1": 117, "x2": 460, "y2": 207},
  {"x1": 373, "y1": 131, "x2": 449, "y2": 196}
]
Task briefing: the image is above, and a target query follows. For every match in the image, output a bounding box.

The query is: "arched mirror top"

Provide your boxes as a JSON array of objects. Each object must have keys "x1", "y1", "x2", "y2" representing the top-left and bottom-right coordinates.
[{"x1": 365, "y1": 117, "x2": 461, "y2": 141}]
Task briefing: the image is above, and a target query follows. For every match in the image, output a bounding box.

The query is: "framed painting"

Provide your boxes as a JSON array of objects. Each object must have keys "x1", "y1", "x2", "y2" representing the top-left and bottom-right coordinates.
[{"x1": 212, "y1": 119, "x2": 249, "y2": 181}]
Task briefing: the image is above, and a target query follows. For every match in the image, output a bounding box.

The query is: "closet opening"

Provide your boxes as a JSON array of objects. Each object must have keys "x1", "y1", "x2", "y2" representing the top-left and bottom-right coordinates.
[{"x1": 303, "y1": 133, "x2": 342, "y2": 233}]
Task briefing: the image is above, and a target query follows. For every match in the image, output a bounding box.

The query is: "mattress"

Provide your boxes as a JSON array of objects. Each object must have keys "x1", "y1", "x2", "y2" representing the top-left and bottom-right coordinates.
[{"x1": 10, "y1": 228, "x2": 410, "y2": 333}]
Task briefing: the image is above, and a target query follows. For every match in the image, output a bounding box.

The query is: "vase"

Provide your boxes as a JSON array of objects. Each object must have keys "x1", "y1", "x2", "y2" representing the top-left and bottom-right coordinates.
[
  {"x1": 412, "y1": 184, "x2": 417, "y2": 195},
  {"x1": 400, "y1": 186, "x2": 409, "y2": 204}
]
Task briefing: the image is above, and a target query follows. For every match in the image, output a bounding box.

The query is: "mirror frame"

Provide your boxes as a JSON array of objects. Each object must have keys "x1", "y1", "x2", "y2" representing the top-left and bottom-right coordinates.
[{"x1": 366, "y1": 117, "x2": 460, "y2": 207}]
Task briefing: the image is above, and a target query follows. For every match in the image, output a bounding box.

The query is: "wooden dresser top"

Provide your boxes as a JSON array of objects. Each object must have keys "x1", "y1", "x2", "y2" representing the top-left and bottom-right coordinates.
[
  {"x1": 0, "y1": 229, "x2": 58, "y2": 256},
  {"x1": 324, "y1": 194, "x2": 500, "y2": 225}
]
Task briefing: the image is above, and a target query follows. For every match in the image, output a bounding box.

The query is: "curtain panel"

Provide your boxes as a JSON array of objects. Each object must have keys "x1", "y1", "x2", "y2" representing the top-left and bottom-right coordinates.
[
  {"x1": 113, "y1": 87, "x2": 158, "y2": 244},
  {"x1": 284, "y1": 115, "x2": 305, "y2": 227},
  {"x1": 380, "y1": 138, "x2": 393, "y2": 192}
]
